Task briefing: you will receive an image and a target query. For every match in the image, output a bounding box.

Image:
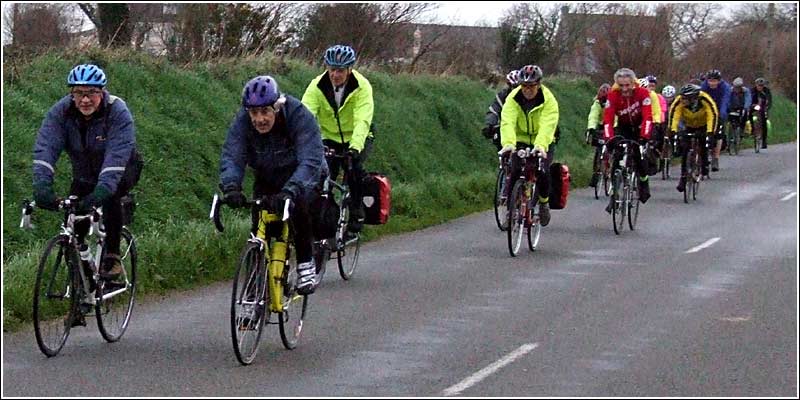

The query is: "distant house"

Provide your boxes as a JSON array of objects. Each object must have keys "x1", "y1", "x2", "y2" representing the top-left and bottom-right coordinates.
[{"x1": 556, "y1": 6, "x2": 672, "y2": 76}]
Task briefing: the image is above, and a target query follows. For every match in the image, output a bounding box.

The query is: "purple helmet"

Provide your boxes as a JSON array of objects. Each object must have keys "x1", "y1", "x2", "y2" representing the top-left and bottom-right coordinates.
[{"x1": 242, "y1": 76, "x2": 280, "y2": 108}]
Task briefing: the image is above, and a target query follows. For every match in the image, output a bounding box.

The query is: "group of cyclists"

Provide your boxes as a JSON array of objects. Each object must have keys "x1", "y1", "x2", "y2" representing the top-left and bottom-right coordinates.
[
  {"x1": 31, "y1": 44, "x2": 374, "y2": 300},
  {"x1": 482, "y1": 64, "x2": 774, "y2": 227}
]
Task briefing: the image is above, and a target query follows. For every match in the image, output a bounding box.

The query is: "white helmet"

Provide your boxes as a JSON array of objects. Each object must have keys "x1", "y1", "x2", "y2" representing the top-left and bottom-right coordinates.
[
  {"x1": 638, "y1": 77, "x2": 650, "y2": 88},
  {"x1": 661, "y1": 85, "x2": 676, "y2": 98}
]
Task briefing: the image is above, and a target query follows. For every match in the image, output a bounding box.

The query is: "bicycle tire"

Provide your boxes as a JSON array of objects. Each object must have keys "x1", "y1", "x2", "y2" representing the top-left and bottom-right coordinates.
[
  {"x1": 628, "y1": 172, "x2": 640, "y2": 230},
  {"x1": 612, "y1": 170, "x2": 625, "y2": 235},
  {"x1": 96, "y1": 228, "x2": 137, "y2": 342},
  {"x1": 231, "y1": 243, "x2": 268, "y2": 365},
  {"x1": 279, "y1": 257, "x2": 307, "y2": 350},
  {"x1": 602, "y1": 152, "x2": 612, "y2": 197},
  {"x1": 33, "y1": 235, "x2": 79, "y2": 357},
  {"x1": 592, "y1": 150, "x2": 601, "y2": 199},
  {"x1": 494, "y1": 168, "x2": 509, "y2": 230},
  {"x1": 507, "y1": 180, "x2": 526, "y2": 257},
  {"x1": 336, "y1": 201, "x2": 360, "y2": 280},
  {"x1": 526, "y1": 183, "x2": 541, "y2": 251},
  {"x1": 733, "y1": 125, "x2": 741, "y2": 155}
]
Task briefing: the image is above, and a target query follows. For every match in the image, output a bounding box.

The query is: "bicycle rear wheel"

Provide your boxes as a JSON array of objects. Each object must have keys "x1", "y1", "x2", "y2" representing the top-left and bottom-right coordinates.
[
  {"x1": 527, "y1": 183, "x2": 541, "y2": 251},
  {"x1": 96, "y1": 228, "x2": 137, "y2": 342},
  {"x1": 733, "y1": 126, "x2": 741, "y2": 155},
  {"x1": 231, "y1": 243, "x2": 268, "y2": 365},
  {"x1": 507, "y1": 180, "x2": 526, "y2": 256},
  {"x1": 628, "y1": 172, "x2": 640, "y2": 230},
  {"x1": 279, "y1": 258, "x2": 307, "y2": 350},
  {"x1": 33, "y1": 235, "x2": 80, "y2": 357},
  {"x1": 612, "y1": 170, "x2": 625, "y2": 235},
  {"x1": 494, "y1": 168, "x2": 509, "y2": 230}
]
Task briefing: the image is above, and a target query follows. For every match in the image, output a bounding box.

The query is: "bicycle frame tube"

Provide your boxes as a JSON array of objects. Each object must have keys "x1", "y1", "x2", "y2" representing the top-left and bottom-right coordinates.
[{"x1": 256, "y1": 210, "x2": 291, "y2": 313}]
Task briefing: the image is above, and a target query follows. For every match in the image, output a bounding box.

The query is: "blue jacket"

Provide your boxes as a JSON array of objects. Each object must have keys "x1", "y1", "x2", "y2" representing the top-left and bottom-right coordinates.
[
  {"x1": 701, "y1": 80, "x2": 732, "y2": 120},
  {"x1": 728, "y1": 87, "x2": 751, "y2": 112},
  {"x1": 219, "y1": 95, "x2": 327, "y2": 202},
  {"x1": 32, "y1": 91, "x2": 136, "y2": 194}
]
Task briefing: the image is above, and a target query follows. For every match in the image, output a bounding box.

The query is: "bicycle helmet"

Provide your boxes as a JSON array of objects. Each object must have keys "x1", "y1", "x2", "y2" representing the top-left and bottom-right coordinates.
[
  {"x1": 732, "y1": 77, "x2": 744, "y2": 87},
  {"x1": 597, "y1": 83, "x2": 611, "y2": 101},
  {"x1": 638, "y1": 77, "x2": 650, "y2": 88},
  {"x1": 645, "y1": 75, "x2": 657, "y2": 84},
  {"x1": 518, "y1": 65, "x2": 543, "y2": 84},
  {"x1": 324, "y1": 45, "x2": 357, "y2": 68},
  {"x1": 241, "y1": 76, "x2": 281, "y2": 108},
  {"x1": 680, "y1": 84, "x2": 701, "y2": 99},
  {"x1": 67, "y1": 64, "x2": 107, "y2": 87},
  {"x1": 755, "y1": 77, "x2": 767, "y2": 86},
  {"x1": 506, "y1": 69, "x2": 520, "y2": 86},
  {"x1": 661, "y1": 85, "x2": 676, "y2": 98},
  {"x1": 707, "y1": 69, "x2": 722, "y2": 80}
]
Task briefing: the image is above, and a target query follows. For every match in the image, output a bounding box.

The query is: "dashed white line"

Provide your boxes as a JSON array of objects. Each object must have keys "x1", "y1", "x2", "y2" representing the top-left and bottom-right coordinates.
[
  {"x1": 780, "y1": 192, "x2": 797, "y2": 201},
  {"x1": 685, "y1": 237, "x2": 721, "y2": 254},
  {"x1": 442, "y1": 343, "x2": 539, "y2": 396}
]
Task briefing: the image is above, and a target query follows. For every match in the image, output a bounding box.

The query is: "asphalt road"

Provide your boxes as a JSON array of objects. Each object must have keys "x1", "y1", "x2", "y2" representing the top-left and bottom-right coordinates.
[{"x1": 3, "y1": 143, "x2": 797, "y2": 397}]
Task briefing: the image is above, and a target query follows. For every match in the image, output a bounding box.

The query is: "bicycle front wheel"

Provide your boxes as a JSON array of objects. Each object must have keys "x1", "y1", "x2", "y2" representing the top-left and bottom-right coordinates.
[
  {"x1": 96, "y1": 228, "x2": 137, "y2": 342},
  {"x1": 507, "y1": 180, "x2": 526, "y2": 256},
  {"x1": 527, "y1": 183, "x2": 542, "y2": 251},
  {"x1": 336, "y1": 203, "x2": 360, "y2": 280},
  {"x1": 279, "y1": 259, "x2": 307, "y2": 350},
  {"x1": 231, "y1": 243, "x2": 268, "y2": 365},
  {"x1": 628, "y1": 172, "x2": 640, "y2": 230},
  {"x1": 733, "y1": 126, "x2": 741, "y2": 155},
  {"x1": 33, "y1": 235, "x2": 79, "y2": 357},
  {"x1": 612, "y1": 170, "x2": 625, "y2": 235},
  {"x1": 494, "y1": 168, "x2": 509, "y2": 230}
]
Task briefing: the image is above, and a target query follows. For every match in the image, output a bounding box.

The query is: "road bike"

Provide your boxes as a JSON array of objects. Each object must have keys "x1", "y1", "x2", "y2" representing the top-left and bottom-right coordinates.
[{"x1": 506, "y1": 148, "x2": 545, "y2": 257}]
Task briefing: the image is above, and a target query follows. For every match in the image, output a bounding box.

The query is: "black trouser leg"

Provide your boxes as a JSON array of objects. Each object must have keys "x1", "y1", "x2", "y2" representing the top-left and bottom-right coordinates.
[
  {"x1": 761, "y1": 111, "x2": 768, "y2": 147},
  {"x1": 537, "y1": 149, "x2": 553, "y2": 201}
]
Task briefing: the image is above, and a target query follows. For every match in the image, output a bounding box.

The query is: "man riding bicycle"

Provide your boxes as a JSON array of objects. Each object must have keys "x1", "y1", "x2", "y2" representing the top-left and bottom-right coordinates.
[
  {"x1": 700, "y1": 69, "x2": 731, "y2": 171},
  {"x1": 728, "y1": 77, "x2": 751, "y2": 138},
  {"x1": 301, "y1": 44, "x2": 374, "y2": 234},
  {"x1": 219, "y1": 76, "x2": 328, "y2": 295},
  {"x1": 602, "y1": 68, "x2": 654, "y2": 212},
  {"x1": 751, "y1": 77, "x2": 772, "y2": 149},
  {"x1": 498, "y1": 64, "x2": 559, "y2": 227},
  {"x1": 32, "y1": 63, "x2": 143, "y2": 283},
  {"x1": 668, "y1": 84, "x2": 719, "y2": 193},
  {"x1": 483, "y1": 70, "x2": 520, "y2": 151},
  {"x1": 585, "y1": 83, "x2": 611, "y2": 188}
]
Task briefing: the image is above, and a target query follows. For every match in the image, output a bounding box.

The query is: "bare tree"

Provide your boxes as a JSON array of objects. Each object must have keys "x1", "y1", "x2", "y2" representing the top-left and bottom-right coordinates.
[
  {"x1": 668, "y1": 3, "x2": 722, "y2": 58},
  {"x1": 6, "y1": 3, "x2": 72, "y2": 50}
]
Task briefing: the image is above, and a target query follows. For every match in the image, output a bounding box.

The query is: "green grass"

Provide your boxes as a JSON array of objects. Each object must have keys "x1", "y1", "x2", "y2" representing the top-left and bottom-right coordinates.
[{"x1": 3, "y1": 49, "x2": 796, "y2": 330}]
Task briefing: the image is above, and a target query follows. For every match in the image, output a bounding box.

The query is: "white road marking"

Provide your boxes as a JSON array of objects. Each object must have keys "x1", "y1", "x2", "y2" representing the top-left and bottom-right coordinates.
[
  {"x1": 780, "y1": 192, "x2": 797, "y2": 201},
  {"x1": 685, "y1": 237, "x2": 721, "y2": 254},
  {"x1": 442, "y1": 343, "x2": 539, "y2": 396}
]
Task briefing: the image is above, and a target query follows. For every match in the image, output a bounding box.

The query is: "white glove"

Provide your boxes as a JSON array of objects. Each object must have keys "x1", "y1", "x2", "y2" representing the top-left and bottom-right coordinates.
[
  {"x1": 498, "y1": 145, "x2": 514, "y2": 155},
  {"x1": 533, "y1": 145, "x2": 547, "y2": 159}
]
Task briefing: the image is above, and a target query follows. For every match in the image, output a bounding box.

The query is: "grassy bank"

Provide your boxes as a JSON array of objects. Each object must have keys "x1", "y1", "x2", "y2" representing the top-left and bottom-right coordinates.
[{"x1": 3, "y1": 50, "x2": 796, "y2": 330}]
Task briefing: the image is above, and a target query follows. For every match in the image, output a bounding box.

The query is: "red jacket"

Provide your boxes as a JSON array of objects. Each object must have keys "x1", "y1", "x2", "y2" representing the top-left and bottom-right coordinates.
[{"x1": 603, "y1": 84, "x2": 654, "y2": 140}]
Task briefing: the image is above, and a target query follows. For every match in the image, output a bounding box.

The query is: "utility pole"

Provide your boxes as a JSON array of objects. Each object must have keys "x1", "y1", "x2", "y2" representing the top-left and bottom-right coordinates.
[{"x1": 766, "y1": 2, "x2": 774, "y2": 79}]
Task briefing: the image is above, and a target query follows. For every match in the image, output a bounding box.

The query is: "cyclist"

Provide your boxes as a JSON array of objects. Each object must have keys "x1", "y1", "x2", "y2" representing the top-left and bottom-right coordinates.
[
  {"x1": 483, "y1": 70, "x2": 520, "y2": 151},
  {"x1": 301, "y1": 44, "x2": 374, "y2": 234},
  {"x1": 661, "y1": 84, "x2": 678, "y2": 153},
  {"x1": 499, "y1": 64, "x2": 559, "y2": 226},
  {"x1": 220, "y1": 76, "x2": 327, "y2": 295},
  {"x1": 585, "y1": 83, "x2": 611, "y2": 188},
  {"x1": 668, "y1": 84, "x2": 719, "y2": 192},
  {"x1": 728, "y1": 77, "x2": 751, "y2": 141},
  {"x1": 700, "y1": 69, "x2": 731, "y2": 171},
  {"x1": 750, "y1": 77, "x2": 772, "y2": 149},
  {"x1": 640, "y1": 76, "x2": 666, "y2": 152},
  {"x1": 32, "y1": 63, "x2": 143, "y2": 283},
  {"x1": 602, "y1": 68, "x2": 654, "y2": 212}
]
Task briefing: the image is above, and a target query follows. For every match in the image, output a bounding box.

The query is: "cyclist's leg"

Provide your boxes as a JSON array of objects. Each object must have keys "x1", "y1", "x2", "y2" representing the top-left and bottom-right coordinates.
[
  {"x1": 99, "y1": 160, "x2": 140, "y2": 278},
  {"x1": 677, "y1": 133, "x2": 689, "y2": 191},
  {"x1": 69, "y1": 180, "x2": 94, "y2": 244},
  {"x1": 346, "y1": 137, "x2": 373, "y2": 232},
  {"x1": 701, "y1": 134, "x2": 711, "y2": 176},
  {"x1": 322, "y1": 139, "x2": 343, "y2": 181},
  {"x1": 536, "y1": 148, "x2": 553, "y2": 226},
  {"x1": 631, "y1": 137, "x2": 650, "y2": 202},
  {"x1": 760, "y1": 110, "x2": 768, "y2": 148},
  {"x1": 291, "y1": 194, "x2": 316, "y2": 295}
]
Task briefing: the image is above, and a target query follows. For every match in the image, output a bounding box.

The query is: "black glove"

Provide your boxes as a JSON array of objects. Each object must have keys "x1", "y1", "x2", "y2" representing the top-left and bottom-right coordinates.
[
  {"x1": 348, "y1": 148, "x2": 361, "y2": 161},
  {"x1": 585, "y1": 128, "x2": 596, "y2": 145},
  {"x1": 482, "y1": 126, "x2": 493, "y2": 139},
  {"x1": 78, "y1": 185, "x2": 112, "y2": 214},
  {"x1": 270, "y1": 190, "x2": 294, "y2": 213},
  {"x1": 33, "y1": 181, "x2": 59, "y2": 211},
  {"x1": 223, "y1": 187, "x2": 246, "y2": 209}
]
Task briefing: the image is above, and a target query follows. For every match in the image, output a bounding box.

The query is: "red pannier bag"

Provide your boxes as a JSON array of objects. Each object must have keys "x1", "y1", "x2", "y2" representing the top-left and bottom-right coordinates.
[
  {"x1": 549, "y1": 163, "x2": 570, "y2": 210},
  {"x1": 362, "y1": 172, "x2": 391, "y2": 225}
]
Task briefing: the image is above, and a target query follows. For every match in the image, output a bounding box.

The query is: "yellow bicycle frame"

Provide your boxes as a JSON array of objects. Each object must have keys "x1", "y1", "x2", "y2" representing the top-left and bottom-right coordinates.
[{"x1": 255, "y1": 210, "x2": 292, "y2": 313}]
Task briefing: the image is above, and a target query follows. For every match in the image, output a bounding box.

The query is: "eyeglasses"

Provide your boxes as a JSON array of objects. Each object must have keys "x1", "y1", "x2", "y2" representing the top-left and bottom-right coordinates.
[
  {"x1": 71, "y1": 89, "x2": 103, "y2": 99},
  {"x1": 247, "y1": 105, "x2": 277, "y2": 115},
  {"x1": 521, "y1": 83, "x2": 539, "y2": 88}
]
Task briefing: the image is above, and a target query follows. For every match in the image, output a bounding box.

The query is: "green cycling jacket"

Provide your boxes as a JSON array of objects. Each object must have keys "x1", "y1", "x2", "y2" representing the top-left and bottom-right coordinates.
[
  {"x1": 301, "y1": 69, "x2": 374, "y2": 152},
  {"x1": 500, "y1": 84, "x2": 559, "y2": 150}
]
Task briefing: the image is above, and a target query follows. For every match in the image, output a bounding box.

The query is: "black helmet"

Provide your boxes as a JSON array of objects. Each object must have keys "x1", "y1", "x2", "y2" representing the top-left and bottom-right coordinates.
[
  {"x1": 680, "y1": 84, "x2": 701, "y2": 98},
  {"x1": 707, "y1": 69, "x2": 722, "y2": 80}
]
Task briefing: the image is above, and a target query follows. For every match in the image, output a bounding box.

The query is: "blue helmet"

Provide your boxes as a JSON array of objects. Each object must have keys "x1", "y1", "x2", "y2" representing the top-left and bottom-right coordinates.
[
  {"x1": 324, "y1": 45, "x2": 357, "y2": 68},
  {"x1": 67, "y1": 64, "x2": 107, "y2": 87},
  {"x1": 241, "y1": 76, "x2": 281, "y2": 108}
]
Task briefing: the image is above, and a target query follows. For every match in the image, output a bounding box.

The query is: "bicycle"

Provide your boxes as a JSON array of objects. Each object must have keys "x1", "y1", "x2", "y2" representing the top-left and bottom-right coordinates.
[
  {"x1": 680, "y1": 131, "x2": 706, "y2": 204},
  {"x1": 608, "y1": 138, "x2": 642, "y2": 234},
  {"x1": 506, "y1": 147, "x2": 545, "y2": 257},
  {"x1": 726, "y1": 109, "x2": 745, "y2": 156},
  {"x1": 660, "y1": 133, "x2": 674, "y2": 180},
  {"x1": 314, "y1": 146, "x2": 362, "y2": 284},
  {"x1": 493, "y1": 153, "x2": 512, "y2": 230},
  {"x1": 211, "y1": 194, "x2": 308, "y2": 365},
  {"x1": 751, "y1": 104, "x2": 764, "y2": 153},
  {"x1": 590, "y1": 140, "x2": 612, "y2": 200},
  {"x1": 21, "y1": 196, "x2": 137, "y2": 357}
]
